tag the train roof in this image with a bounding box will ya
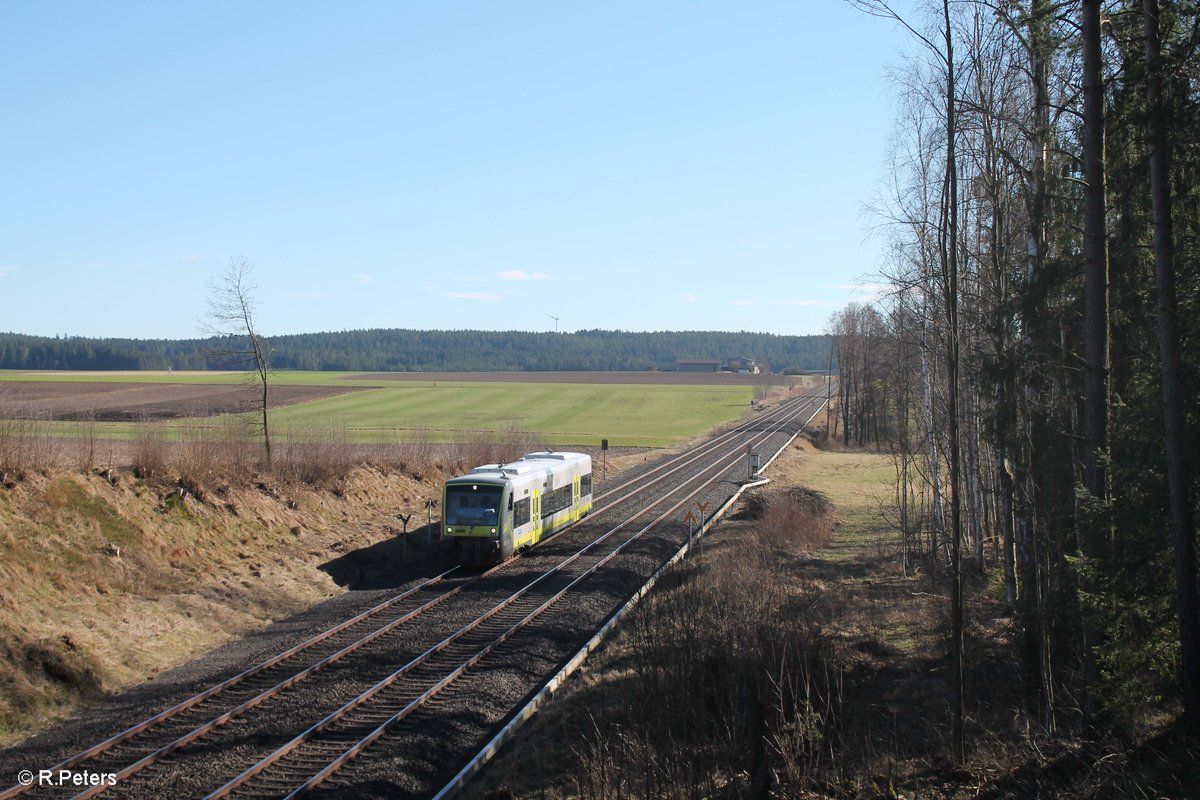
[450,451,590,484]
[516,450,589,464]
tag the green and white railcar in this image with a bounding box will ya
[443,451,593,564]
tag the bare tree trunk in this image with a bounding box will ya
[898,334,915,576]
[902,450,912,574]
[841,356,852,446]
[998,448,1018,608]
[1036,524,1056,732]
[253,333,272,467]
[1143,0,1200,737]
[1017,0,1055,733]
[966,386,986,573]
[1079,0,1110,727]
[920,317,945,559]
[940,0,965,760]
[826,343,835,441]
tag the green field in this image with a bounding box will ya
[268,383,752,447]
[0,371,757,448]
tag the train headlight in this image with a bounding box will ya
[490,528,497,534]
[446,526,453,534]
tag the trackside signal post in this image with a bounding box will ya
[684,501,710,557]
[397,512,413,561]
[426,498,438,545]
[601,439,608,481]
[747,444,760,479]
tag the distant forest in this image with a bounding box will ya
[0,329,832,374]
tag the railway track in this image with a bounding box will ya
[0,384,830,800]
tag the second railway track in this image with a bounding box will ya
[0,384,830,800]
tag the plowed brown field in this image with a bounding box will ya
[0,382,366,421]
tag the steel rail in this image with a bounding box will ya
[433,390,832,798]
[298,395,826,797]
[522,385,823,556]
[3,391,811,800]
[209,391,820,798]
[0,567,459,800]
[3,385,826,800]
[590,383,827,504]
[286,473,728,800]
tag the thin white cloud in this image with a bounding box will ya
[447,292,502,302]
[728,299,754,306]
[357,273,373,284]
[182,254,203,262]
[0,265,16,277]
[825,282,889,295]
[291,291,327,299]
[821,282,889,305]
[771,299,837,307]
[679,293,701,303]
[498,270,550,281]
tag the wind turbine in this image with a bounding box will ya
[546,313,560,333]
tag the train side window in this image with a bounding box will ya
[580,472,592,496]
[513,498,531,527]
[542,485,571,517]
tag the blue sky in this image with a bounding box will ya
[1,1,914,339]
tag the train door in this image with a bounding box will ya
[501,490,515,557]
[573,474,581,520]
[531,489,542,543]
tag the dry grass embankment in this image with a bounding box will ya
[0,466,431,746]
[0,421,547,747]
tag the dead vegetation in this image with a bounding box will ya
[469,443,1200,800]
[0,462,441,745]
[467,449,842,799]
[0,398,543,485]
[569,533,841,798]
[0,412,550,746]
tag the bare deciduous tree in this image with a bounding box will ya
[843,0,1200,766]
[203,257,273,467]
[847,0,967,761]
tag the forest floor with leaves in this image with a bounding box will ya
[467,438,1199,799]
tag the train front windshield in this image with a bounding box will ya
[445,484,503,527]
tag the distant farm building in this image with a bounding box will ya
[676,357,764,374]
[676,359,721,373]
[728,356,761,374]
